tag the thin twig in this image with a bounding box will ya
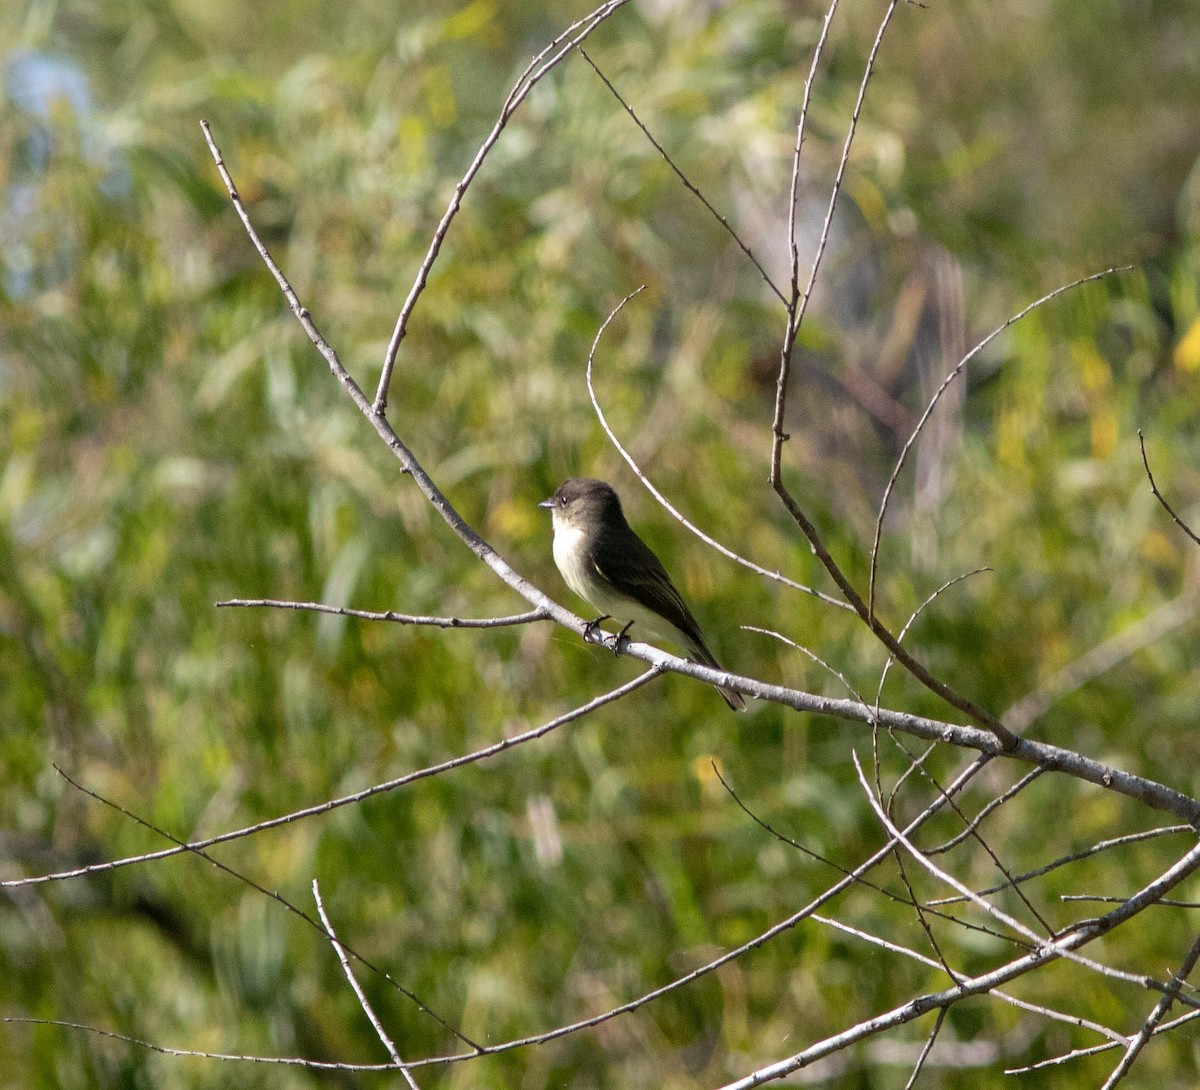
[874,567,992,716]
[578,49,785,304]
[5,670,661,889]
[773,0,899,445]
[314,879,421,1087]
[1007,1008,1200,1074]
[853,752,1196,990]
[0,1017,400,1071]
[1139,429,1200,546]
[1061,895,1200,908]
[2,777,966,1080]
[885,742,942,810]
[401,755,993,1068]
[870,724,1055,935]
[771,466,1021,748]
[927,768,1045,856]
[813,916,1109,1083]
[217,599,548,629]
[1100,931,1200,1088]
[868,267,1131,615]
[928,825,1195,906]
[816,913,1124,1048]
[742,626,866,704]
[52,767,478,1051]
[375,0,632,412]
[586,290,851,611]
[715,831,1200,1089]
[902,1008,945,1090]
[870,568,990,820]
[715,759,1033,951]
[786,0,846,301]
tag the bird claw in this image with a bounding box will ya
[582,616,633,657]
[583,615,610,644]
[611,619,634,657]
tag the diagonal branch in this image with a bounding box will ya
[578,49,786,304]
[586,289,853,611]
[786,0,842,297]
[773,0,897,444]
[869,266,1132,614]
[718,825,1200,1089]
[1139,429,1200,546]
[928,824,1195,907]
[53,766,476,1050]
[853,752,1196,988]
[374,0,632,412]
[1008,1007,1200,1075]
[1100,931,1200,1088]
[314,880,421,1087]
[4,670,662,889]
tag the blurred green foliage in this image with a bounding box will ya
[2,0,1200,1086]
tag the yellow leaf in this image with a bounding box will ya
[1174,316,1200,372]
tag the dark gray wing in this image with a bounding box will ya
[589,525,712,656]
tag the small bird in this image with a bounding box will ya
[539,477,746,711]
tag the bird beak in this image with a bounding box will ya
[538,497,555,510]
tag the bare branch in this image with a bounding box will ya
[854,752,1197,988]
[216,598,548,629]
[3,670,661,889]
[586,290,852,611]
[1063,894,1200,908]
[787,0,841,292]
[0,775,964,1080]
[314,879,421,1087]
[868,713,1053,935]
[1101,931,1200,1088]
[1008,1008,1200,1075]
[929,824,1195,907]
[902,1008,945,1090]
[374,0,632,412]
[927,768,1045,855]
[869,267,1132,615]
[1140,429,1200,546]
[0,1017,399,1071]
[51,767,477,1050]
[742,625,866,704]
[718,829,1200,1089]
[874,567,992,713]
[716,759,1034,951]
[814,913,1127,1047]
[578,49,786,304]
[406,755,991,1067]
[769,481,1020,747]
[773,0,900,445]
[781,269,1130,753]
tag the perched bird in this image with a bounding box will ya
[539,477,746,711]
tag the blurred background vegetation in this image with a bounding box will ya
[2,0,1199,1086]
